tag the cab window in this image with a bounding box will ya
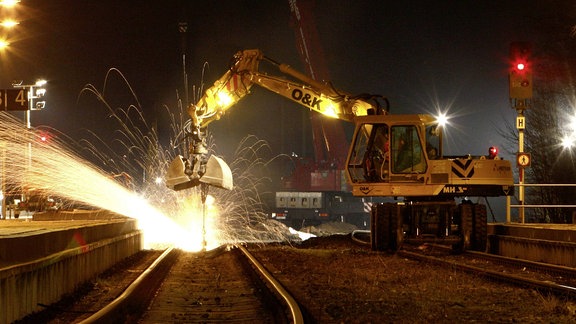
[391,126,426,173]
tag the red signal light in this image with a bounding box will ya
[37,132,51,143]
[509,42,533,100]
[488,146,498,159]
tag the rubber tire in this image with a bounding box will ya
[472,204,487,251]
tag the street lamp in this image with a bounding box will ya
[561,135,574,149]
[0,19,17,28]
[0,0,20,7]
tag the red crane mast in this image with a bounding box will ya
[287,0,349,191]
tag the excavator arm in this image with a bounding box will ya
[190,49,385,127]
[166,49,387,191]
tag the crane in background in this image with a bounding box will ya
[271,0,376,228]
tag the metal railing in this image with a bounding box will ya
[506,183,576,223]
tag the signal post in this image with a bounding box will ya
[508,42,533,223]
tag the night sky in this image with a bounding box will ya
[0,1,545,164]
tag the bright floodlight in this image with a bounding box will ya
[568,115,576,133]
[35,80,47,87]
[321,101,338,118]
[561,135,574,149]
[0,39,9,49]
[436,112,449,127]
[216,90,233,107]
[0,19,18,28]
[0,0,20,7]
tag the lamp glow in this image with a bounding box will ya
[436,112,449,127]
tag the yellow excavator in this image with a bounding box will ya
[166,49,514,251]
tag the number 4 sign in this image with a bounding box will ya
[0,89,28,111]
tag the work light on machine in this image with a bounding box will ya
[488,146,498,159]
[216,90,233,108]
[322,101,338,118]
[435,112,449,127]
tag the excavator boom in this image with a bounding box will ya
[166,49,387,191]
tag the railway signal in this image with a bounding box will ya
[507,42,533,223]
[509,42,533,101]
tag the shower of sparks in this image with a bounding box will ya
[0,113,192,249]
[12,68,298,251]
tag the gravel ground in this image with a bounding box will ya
[251,233,576,323]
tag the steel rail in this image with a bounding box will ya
[426,242,576,279]
[350,229,371,245]
[236,244,304,324]
[79,247,180,324]
[78,245,303,323]
[398,249,576,298]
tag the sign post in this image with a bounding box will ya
[509,42,533,223]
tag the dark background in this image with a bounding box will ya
[0,1,542,163]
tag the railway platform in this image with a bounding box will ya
[488,223,576,268]
[0,210,142,324]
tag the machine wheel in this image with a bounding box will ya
[371,203,387,251]
[370,203,402,252]
[472,204,487,251]
[371,203,402,252]
[455,203,473,252]
[388,206,403,252]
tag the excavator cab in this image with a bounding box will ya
[347,114,439,185]
[347,113,513,200]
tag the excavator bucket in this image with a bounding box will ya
[200,155,233,190]
[166,155,233,191]
[166,155,193,191]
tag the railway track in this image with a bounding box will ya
[16,233,576,322]
[79,245,303,323]
[398,243,576,299]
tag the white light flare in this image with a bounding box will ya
[561,135,574,149]
[567,115,576,134]
[319,99,338,119]
[436,111,449,127]
[0,0,20,8]
[0,19,18,28]
[216,90,233,108]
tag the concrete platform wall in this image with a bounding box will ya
[488,223,576,268]
[488,235,576,267]
[0,229,142,324]
[0,220,139,265]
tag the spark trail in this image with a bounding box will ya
[1,69,296,251]
[0,112,194,249]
